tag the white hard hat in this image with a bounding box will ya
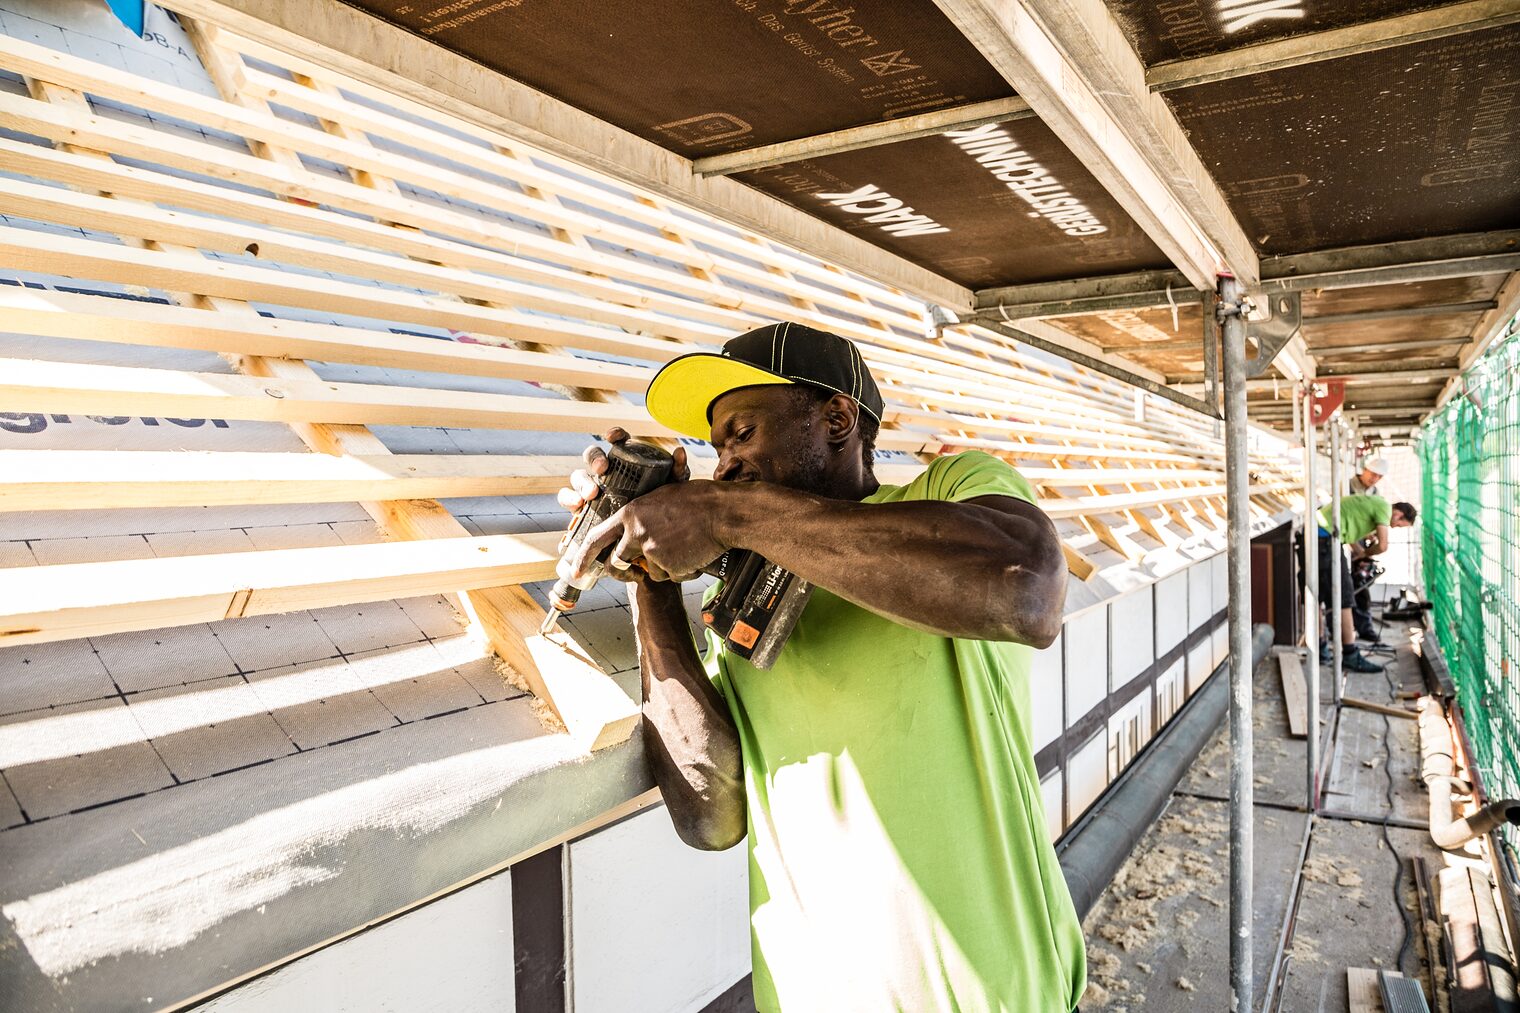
[1363,457,1389,476]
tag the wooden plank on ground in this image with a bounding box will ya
[1278,649,1309,738]
[0,450,583,511]
[0,531,561,647]
[1347,967,1385,1012]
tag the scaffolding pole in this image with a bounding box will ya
[1219,275,1254,1012]
[1303,385,1321,810]
[1329,419,1343,704]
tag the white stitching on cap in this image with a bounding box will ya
[780,321,792,375]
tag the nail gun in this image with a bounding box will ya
[539,441,812,669]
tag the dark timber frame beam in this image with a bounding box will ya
[1147,0,1520,93]
[1305,300,1499,327]
[972,231,1520,317]
[691,97,1034,177]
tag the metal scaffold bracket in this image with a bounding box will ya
[1245,291,1301,378]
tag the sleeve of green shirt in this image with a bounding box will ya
[918,450,1038,507]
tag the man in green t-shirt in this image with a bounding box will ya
[558,323,1086,1012]
[1311,493,1417,671]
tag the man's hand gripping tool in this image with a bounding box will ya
[539,441,813,670]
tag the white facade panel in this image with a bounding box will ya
[1107,689,1154,780]
[1187,639,1214,697]
[1156,659,1185,727]
[1063,608,1108,728]
[1155,571,1188,654]
[1065,731,1109,825]
[1108,588,1155,690]
[1211,552,1228,615]
[569,808,749,1013]
[1213,622,1229,671]
[1029,630,1063,752]
[1040,769,1064,842]
[1188,559,1214,633]
[201,873,515,1013]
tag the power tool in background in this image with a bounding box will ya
[538,441,812,670]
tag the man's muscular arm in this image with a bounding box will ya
[580,479,1066,648]
[557,430,744,852]
[719,483,1066,646]
[630,580,746,851]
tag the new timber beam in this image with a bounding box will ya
[1147,0,1520,93]
[930,0,1256,290]
[692,97,1034,177]
[0,532,561,648]
[0,451,581,512]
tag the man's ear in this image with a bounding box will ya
[823,393,859,447]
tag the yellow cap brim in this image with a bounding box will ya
[645,353,795,440]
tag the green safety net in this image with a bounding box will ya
[1419,320,1520,842]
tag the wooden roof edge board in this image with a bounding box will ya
[0,450,586,511]
[690,97,1036,177]
[1433,271,1520,413]
[153,0,976,312]
[1146,0,1520,93]
[0,530,562,649]
[0,285,655,393]
[932,0,1257,289]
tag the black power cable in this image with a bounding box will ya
[1379,618,1415,976]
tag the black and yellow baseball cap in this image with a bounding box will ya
[646,322,884,440]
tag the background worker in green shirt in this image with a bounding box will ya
[1312,493,1417,672]
[558,323,1086,1012]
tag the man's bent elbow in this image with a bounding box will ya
[670,806,746,852]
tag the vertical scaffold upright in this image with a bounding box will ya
[1330,420,1343,703]
[1219,275,1254,1013]
[1303,386,1321,810]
